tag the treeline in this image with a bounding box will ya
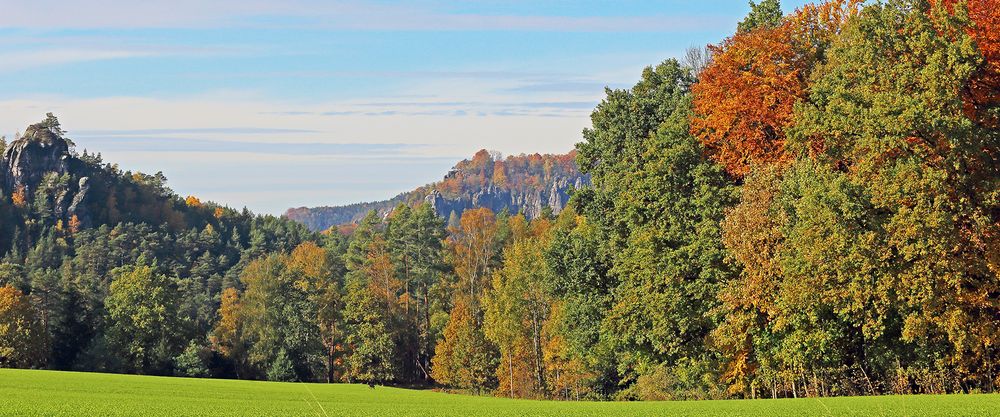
[2,0,999,401]
[432,149,581,197]
[0,198,315,375]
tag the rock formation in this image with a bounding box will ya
[286,150,589,232]
[1,115,90,225]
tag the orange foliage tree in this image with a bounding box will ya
[430,297,495,392]
[288,241,344,382]
[939,0,1000,127]
[448,208,498,310]
[691,0,860,177]
[212,287,245,377]
[11,186,27,208]
[0,285,48,368]
[68,215,82,234]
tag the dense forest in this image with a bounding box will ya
[285,150,584,232]
[1,0,999,401]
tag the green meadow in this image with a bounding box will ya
[1,369,997,417]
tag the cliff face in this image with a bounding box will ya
[1,117,91,225]
[423,175,586,221]
[3,122,70,193]
[285,150,589,232]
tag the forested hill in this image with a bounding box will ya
[0,115,311,256]
[285,150,587,231]
[0,114,316,371]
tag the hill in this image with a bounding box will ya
[0,115,315,372]
[284,149,587,231]
[0,114,312,256]
[4,369,996,417]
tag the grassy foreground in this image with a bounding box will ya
[1,369,997,417]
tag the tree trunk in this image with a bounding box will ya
[328,342,335,383]
[509,351,515,398]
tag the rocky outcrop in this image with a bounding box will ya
[1,116,90,224]
[2,122,71,194]
[423,174,581,221]
[68,177,92,227]
[286,150,589,232]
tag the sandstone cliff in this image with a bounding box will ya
[285,150,588,232]
[1,114,91,226]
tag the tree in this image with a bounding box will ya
[105,264,182,374]
[340,211,399,383]
[287,241,345,383]
[543,205,616,397]
[11,186,27,209]
[342,276,396,385]
[940,0,1000,127]
[715,167,785,396]
[431,297,495,392]
[175,341,209,377]
[267,349,297,382]
[575,56,738,396]
[385,203,447,382]
[211,287,246,378]
[541,301,596,400]
[484,235,552,398]
[737,0,784,33]
[240,253,320,381]
[603,108,737,388]
[0,285,47,367]
[788,0,1000,392]
[692,0,860,177]
[576,59,694,256]
[448,208,499,312]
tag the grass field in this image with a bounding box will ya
[1,369,997,417]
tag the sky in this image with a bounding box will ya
[0,0,812,214]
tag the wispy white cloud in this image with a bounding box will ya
[0,49,157,73]
[0,0,727,32]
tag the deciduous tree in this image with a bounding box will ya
[0,285,47,367]
[105,264,182,374]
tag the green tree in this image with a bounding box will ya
[544,205,616,398]
[174,341,209,378]
[575,60,694,258]
[105,264,182,374]
[577,61,737,393]
[342,276,396,385]
[484,234,552,398]
[737,0,784,33]
[267,349,297,382]
[240,254,320,381]
[385,203,447,382]
[789,0,1000,391]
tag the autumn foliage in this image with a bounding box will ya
[436,150,579,198]
[0,285,47,368]
[939,0,1000,126]
[691,0,860,177]
[4,0,1000,404]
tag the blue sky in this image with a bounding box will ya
[0,0,813,214]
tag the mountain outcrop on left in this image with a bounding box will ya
[0,114,311,258]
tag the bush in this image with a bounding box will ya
[174,342,208,378]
